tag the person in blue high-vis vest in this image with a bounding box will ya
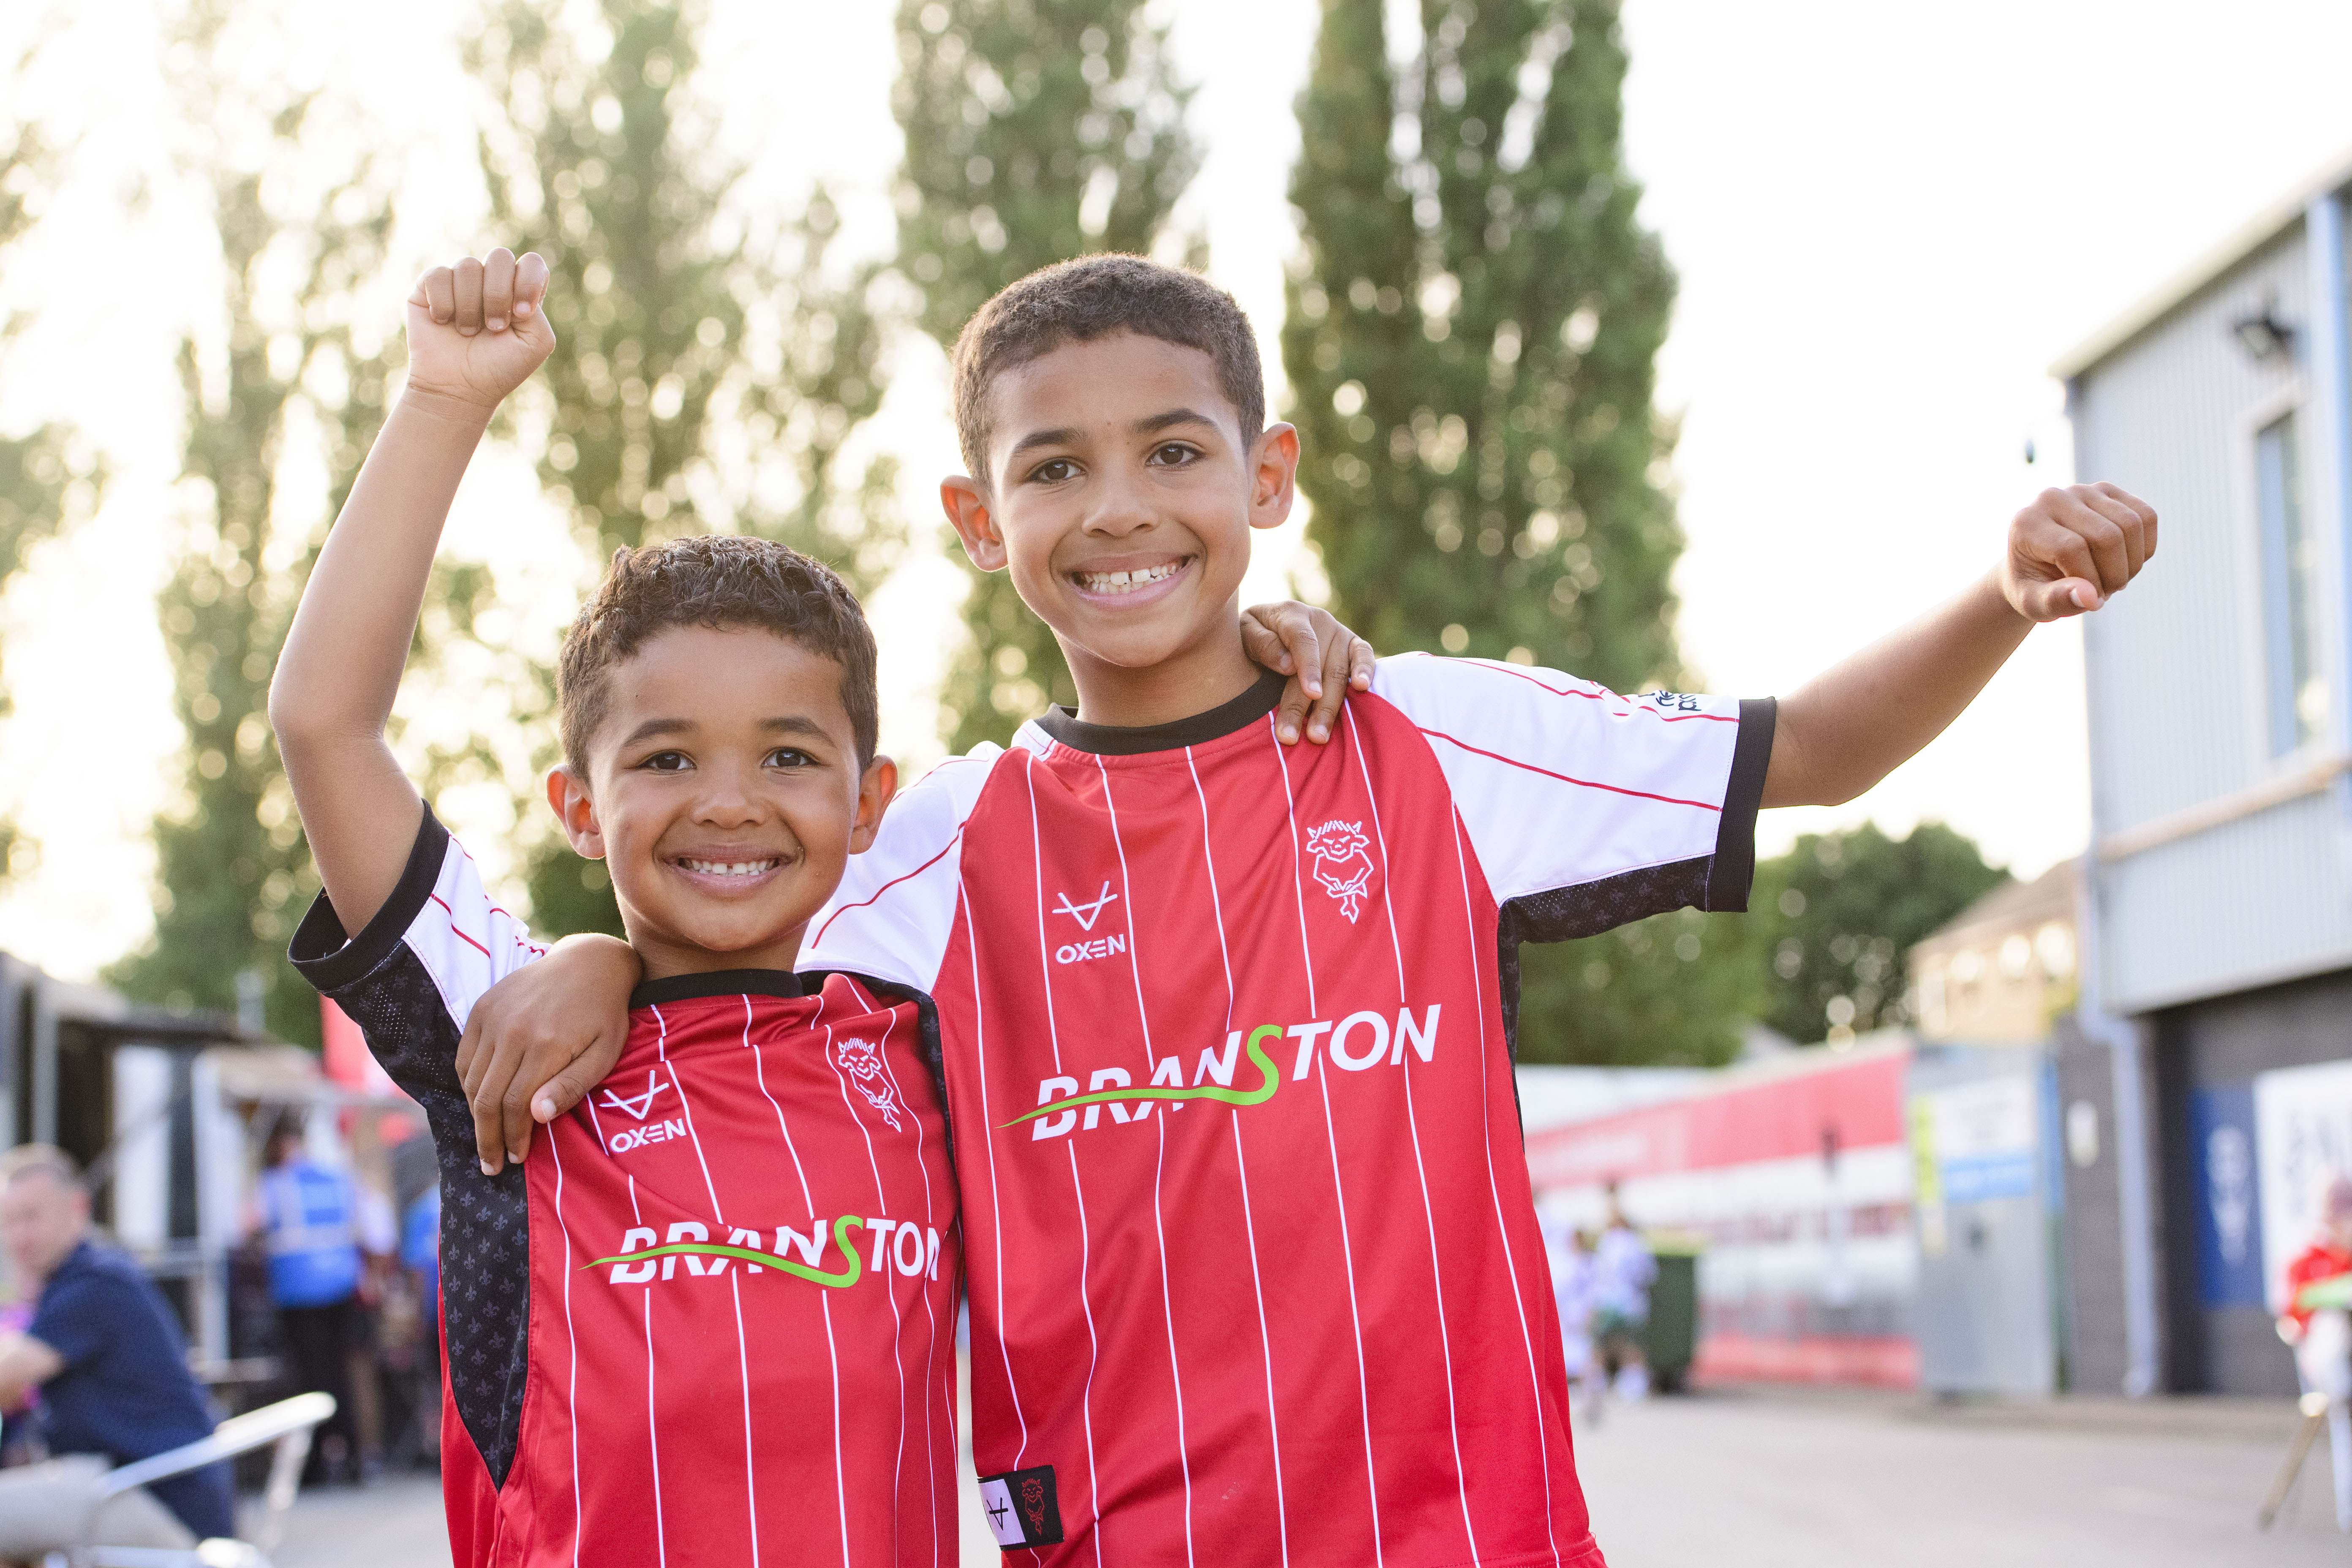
[250,1124,361,1484]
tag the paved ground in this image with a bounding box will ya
[1575,1384,2344,1567]
[259,1382,2350,1566]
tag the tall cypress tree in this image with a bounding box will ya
[1287,0,1740,1068]
[892,0,1199,752]
[110,5,397,1043]
[468,0,898,936]
[1284,0,1679,689]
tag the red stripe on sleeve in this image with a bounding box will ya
[1414,727,1723,811]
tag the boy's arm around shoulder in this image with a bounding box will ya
[1762,482,2156,808]
[269,248,554,933]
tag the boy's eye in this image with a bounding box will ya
[1027,457,1079,485]
[764,747,816,770]
[1146,442,1199,468]
[639,751,692,773]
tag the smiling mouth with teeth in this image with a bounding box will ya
[678,858,779,878]
[1073,558,1189,595]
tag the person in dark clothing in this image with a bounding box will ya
[248,1124,361,1484]
[0,1145,234,1552]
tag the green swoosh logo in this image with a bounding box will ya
[999,1024,1284,1129]
[586,1214,866,1288]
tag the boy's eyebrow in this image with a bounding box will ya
[616,714,833,748]
[618,716,696,749]
[1005,425,1083,463]
[1002,407,1221,465]
[1130,407,1220,438]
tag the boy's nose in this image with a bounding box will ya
[1080,468,1156,536]
[691,764,764,824]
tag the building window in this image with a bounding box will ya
[2256,411,2328,755]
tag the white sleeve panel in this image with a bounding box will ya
[400,832,549,1030]
[1367,654,1754,906]
[798,743,1002,994]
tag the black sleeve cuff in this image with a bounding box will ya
[288,805,451,994]
[1703,697,1775,912]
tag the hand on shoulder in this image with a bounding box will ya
[403,246,557,417]
[2000,482,2157,621]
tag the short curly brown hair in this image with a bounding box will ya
[556,535,877,770]
[951,253,1264,484]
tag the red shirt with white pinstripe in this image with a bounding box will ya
[801,655,1772,1568]
[483,972,961,1566]
[289,808,960,1568]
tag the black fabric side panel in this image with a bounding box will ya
[1704,697,1776,912]
[312,944,529,1489]
[287,805,450,996]
[1493,857,1715,1060]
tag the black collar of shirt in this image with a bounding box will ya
[1032,667,1287,756]
[629,969,807,1009]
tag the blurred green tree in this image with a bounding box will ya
[109,6,399,1045]
[1512,906,1761,1068]
[1753,821,2009,1043]
[1283,0,1682,689]
[468,0,899,936]
[0,36,107,885]
[1286,0,1712,1067]
[892,0,1200,751]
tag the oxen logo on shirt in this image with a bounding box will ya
[597,1072,669,1121]
[836,1037,904,1130]
[1305,819,1375,923]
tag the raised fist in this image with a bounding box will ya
[2001,482,2158,622]
[403,247,555,414]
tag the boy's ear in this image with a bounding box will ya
[940,476,1007,572]
[544,765,606,860]
[849,755,899,855]
[1249,423,1300,533]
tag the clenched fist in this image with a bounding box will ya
[2001,482,2158,621]
[403,247,555,414]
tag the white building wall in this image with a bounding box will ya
[2075,220,2352,1012]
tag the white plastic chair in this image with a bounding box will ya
[39,1392,337,1568]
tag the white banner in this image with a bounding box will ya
[2253,1058,2352,1313]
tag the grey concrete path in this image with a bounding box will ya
[267,1473,450,1568]
[1576,1385,2344,1567]
[261,1383,2349,1565]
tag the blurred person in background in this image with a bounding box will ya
[1593,1185,1657,1403]
[246,1120,362,1485]
[0,1146,234,1554]
[397,1176,440,1468]
[2281,1171,2352,1531]
[1546,1222,1603,1421]
[343,1169,398,1483]
[387,1132,440,1470]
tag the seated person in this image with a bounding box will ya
[0,1146,235,1556]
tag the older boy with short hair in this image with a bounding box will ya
[477,253,2156,1565]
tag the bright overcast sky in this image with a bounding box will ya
[3,0,2350,979]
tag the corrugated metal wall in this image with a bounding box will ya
[2075,223,2352,1012]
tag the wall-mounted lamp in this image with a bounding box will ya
[2232,298,2295,362]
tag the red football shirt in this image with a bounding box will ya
[291,812,960,1568]
[801,657,1772,1567]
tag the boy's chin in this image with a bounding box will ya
[1038,574,1246,669]
[614,893,822,971]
